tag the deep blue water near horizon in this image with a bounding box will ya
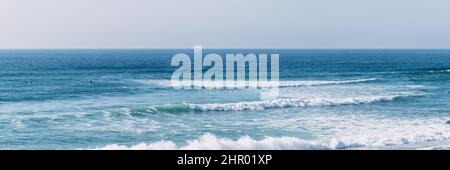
[0,49,449,149]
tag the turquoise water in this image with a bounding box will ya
[0,49,449,149]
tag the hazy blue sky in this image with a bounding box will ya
[1,0,449,48]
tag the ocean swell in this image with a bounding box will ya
[94,133,330,150]
[186,93,422,112]
[147,93,423,113]
[93,128,450,150]
[135,78,377,89]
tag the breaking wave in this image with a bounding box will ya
[93,128,450,150]
[94,133,329,150]
[149,92,423,112]
[428,69,450,73]
[275,78,376,87]
[135,78,376,89]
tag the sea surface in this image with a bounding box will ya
[0,49,449,149]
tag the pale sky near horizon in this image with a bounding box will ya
[1,0,449,49]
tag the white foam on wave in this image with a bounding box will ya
[277,78,377,88]
[134,78,376,89]
[403,85,428,89]
[187,93,422,111]
[94,133,330,150]
[93,124,450,150]
[419,145,450,150]
[429,69,450,73]
[330,123,450,149]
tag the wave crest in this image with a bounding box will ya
[94,133,329,150]
[429,69,450,73]
[135,78,376,89]
[187,93,422,111]
[93,128,450,150]
[277,78,376,88]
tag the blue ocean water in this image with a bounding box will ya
[0,49,449,149]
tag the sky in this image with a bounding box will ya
[1,0,449,49]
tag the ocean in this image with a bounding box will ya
[0,49,449,149]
